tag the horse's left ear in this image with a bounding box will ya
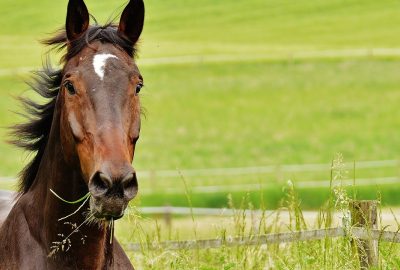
[118,0,145,44]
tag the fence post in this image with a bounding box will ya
[164,205,172,229]
[349,200,378,269]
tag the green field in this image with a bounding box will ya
[3,0,400,268]
[1,0,400,209]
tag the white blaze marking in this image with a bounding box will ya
[93,53,118,80]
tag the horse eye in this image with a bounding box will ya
[135,83,143,94]
[64,81,76,95]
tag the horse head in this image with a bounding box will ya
[59,0,144,221]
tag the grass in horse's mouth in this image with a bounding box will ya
[84,212,115,244]
[48,189,117,257]
[84,210,113,227]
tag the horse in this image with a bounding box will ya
[0,0,145,269]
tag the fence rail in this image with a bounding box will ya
[126,227,400,252]
[134,206,400,222]
[136,159,399,179]
[4,48,400,76]
[2,175,400,195]
[0,159,398,182]
[145,176,400,195]
[2,160,399,195]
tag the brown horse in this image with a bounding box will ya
[0,0,145,269]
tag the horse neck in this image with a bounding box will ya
[23,102,113,267]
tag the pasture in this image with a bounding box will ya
[1,0,400,208]
[1,0,400,268]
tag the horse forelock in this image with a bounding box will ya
[43,23,137,64]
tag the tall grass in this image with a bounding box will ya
[114,154,400,269]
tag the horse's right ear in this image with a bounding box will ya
[66,0,89,41]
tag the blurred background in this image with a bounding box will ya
[1,0,400,209]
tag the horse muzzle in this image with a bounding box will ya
[88,170,138,220]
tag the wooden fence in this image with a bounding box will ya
[0,191,398,267]
[126,227,400,252]
[127,200,393,269]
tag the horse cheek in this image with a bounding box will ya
[60,108,79,166]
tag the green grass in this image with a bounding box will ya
[2,59,400,173]
[138,183,400,209]
[3,1,400,267]
[136,59,400,170]
[113,171,400,269]
[1,0,400,65]
[1,0,400,209]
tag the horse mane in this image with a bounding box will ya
[12,24,137,195]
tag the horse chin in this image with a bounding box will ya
[92,211,124,221]
[88,195,126,222]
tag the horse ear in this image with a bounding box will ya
[66,0,90,41]
[118,0,145,44]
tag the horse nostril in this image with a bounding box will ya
[89,171,138,199]
[121,173,138,199]
[89,172,112,196]
[99,173,112,188]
